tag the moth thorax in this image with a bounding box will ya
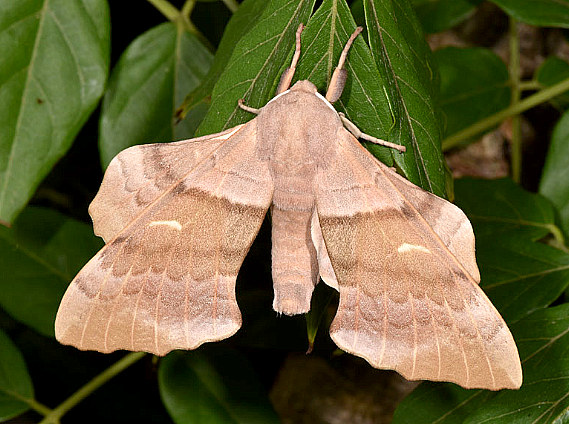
[289,80,318,93]
[257,91,340,165]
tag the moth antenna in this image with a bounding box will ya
[238,98,261,115]
[276,23,305,94]
[337,27,363,70]
[326,26,363,103]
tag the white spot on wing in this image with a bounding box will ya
[149,220,182,231]
[397,243,431,254]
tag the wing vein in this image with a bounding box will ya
[154,227,183,354]
[424,296,442,379]
[130,266,153,351]
[410,291,418,379]
[103,266,133,352]
[79,239,130,349]
[444,297,470,385]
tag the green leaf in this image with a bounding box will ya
[99,22,212,167]
[0,207,102,336]
[0,329,34,421]
[158,348,280,424]
[293,0,394,166]
[436,47,511,139]
[411,0,482,33]
[196,0,316,135]
[489,0,569,28]
[364,0,447,197]
[454,178,569,323]
[393,304,569,424]
[540,109,569,239]
[0,0,109,224]
[535,56,569,109]
[455,179,557,240]
[178,0,269,119]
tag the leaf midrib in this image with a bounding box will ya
[367,0,433,192]
[0,0,50,214]
[0,231,70,282]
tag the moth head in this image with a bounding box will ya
[290,80,318,94]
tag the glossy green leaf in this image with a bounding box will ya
[455,178,569,323]
[489,0,569,28]
[0,0,109,224]
[293,0,394,165]
[158,348,280,424]
[99,22,212,167]
[178,0,268,118]
[0,207,102,336]
[540,109,569,239]
[0,329,34,421]
[455,179,557,240]
[364,0,447,197]
[196,0,316,134]
[411,0,482,33]
[535,56,569,109]
[394,304,569,424]
[436,47,510,138]
[356,0,481,34]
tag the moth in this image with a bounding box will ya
[56,24,522,390]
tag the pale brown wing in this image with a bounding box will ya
[314,130,522,390]
[378,162,480,283]
[90,125,245,242]
[55,121,273,355]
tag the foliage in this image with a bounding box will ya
[1,0,569,422]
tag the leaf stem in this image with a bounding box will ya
[222,0,239,13]
[181,0,197,19]
[1,388,53,416]
[442,76,569,151]
[547,224,566,247]
[519,80,541,91]
[509,17,522,183]
[149,0,214,52]
[26,398,52,417]
[146,0,180,22]
[38,352,146,424]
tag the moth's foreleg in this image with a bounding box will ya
[339,112,406,152]
[238,98,261,115]
[325,27,363,103]
[276,23,305,95]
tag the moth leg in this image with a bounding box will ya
[238,98,261,114]
[325,27,363,103]
[276,23,305,94]
[339,112,406,153]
